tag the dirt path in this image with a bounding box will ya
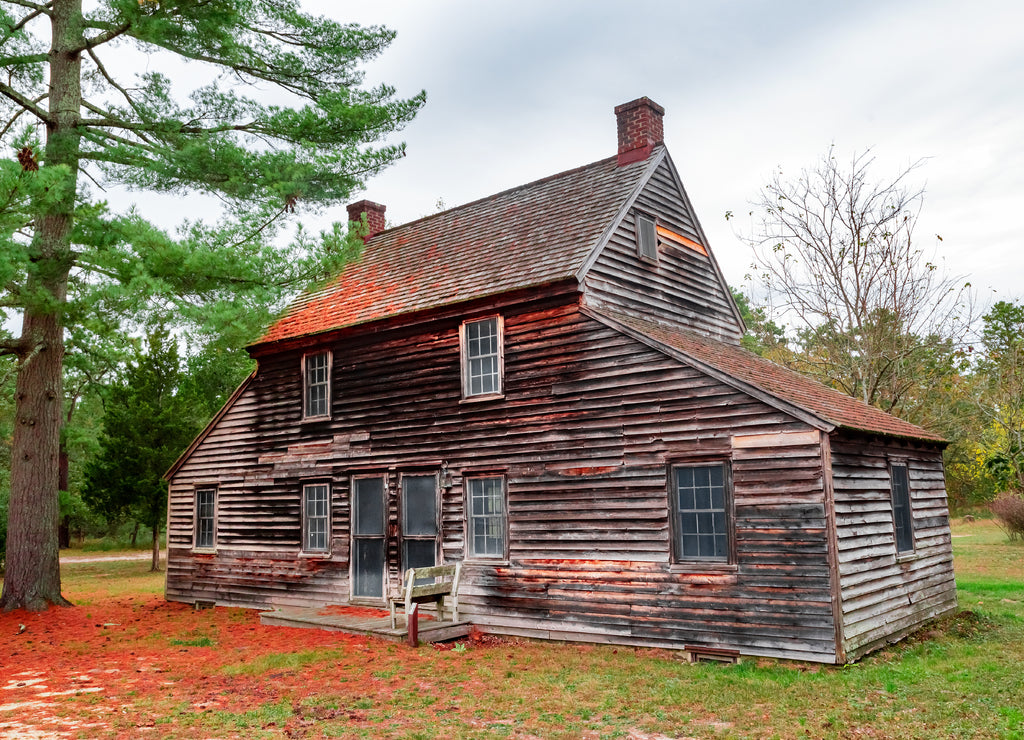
[59,553,154,564]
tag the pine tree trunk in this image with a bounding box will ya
[0,0,81,612]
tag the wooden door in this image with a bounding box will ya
[351,476,386,600]
[400,474,439,575]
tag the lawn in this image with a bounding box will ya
[1,519,1022,739]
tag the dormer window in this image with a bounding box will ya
[303,351,331,419]
[461,316,504,399]
[636,212,658,261]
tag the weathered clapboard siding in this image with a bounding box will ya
[167,298,841,660]
[583,158,743,343]
[829,434,957,660]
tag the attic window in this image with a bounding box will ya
[636,212,658,261]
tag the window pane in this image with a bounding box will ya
[403,539,436,573]
[891,464,914,553]
[469,477,506,558]
[196,489,215,548]
[354,478,385,536]
[403,475,437,536]
[673,464,728,562]
[353,539,384,598]
[464,318,501,397]
[305,352,330,417]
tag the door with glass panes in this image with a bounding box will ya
[349,473,439,601]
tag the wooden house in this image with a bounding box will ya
[165,98,957,663]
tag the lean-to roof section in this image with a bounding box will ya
[590,308,946,444]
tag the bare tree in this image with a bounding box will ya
[741,147,973,415]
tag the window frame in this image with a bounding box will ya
[460,315,505,401]
[668,460,735,567]
[302,350,332,420]
[193,486,217,551]
[465,474,509,561]
[301,481,332,555]
[889,460,915,556]
[635,210,659,262]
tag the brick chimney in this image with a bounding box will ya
[347,199,387,241]
[615,97,665,166]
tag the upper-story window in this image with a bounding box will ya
[303,351,331,419]
[636,212,658,261]
[461,316,503,399]
[890,463,914,554]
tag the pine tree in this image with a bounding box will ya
[0,0,424,610]
[82,327,197,571]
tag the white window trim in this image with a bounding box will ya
[465,475,509,561]
[301,481,332,556]
[302,350,332,420]
[459,315,505,401]
[193,486,218,552]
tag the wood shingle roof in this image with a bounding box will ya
[258,153,654,346]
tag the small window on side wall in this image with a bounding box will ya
[890,463,914,553]
[461,316,503,399]
[303,351,331,419]
[467,476,507,559]
[636,212,658,261]
[671,463,731,563]
[195,487,216,550]
[302,482,331,554]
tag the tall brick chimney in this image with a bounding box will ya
[347,199,387,241]
[615,97,665,166]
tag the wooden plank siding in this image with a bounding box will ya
[167,299,842,662]
[583,158,744,343]
[829,434,957,661]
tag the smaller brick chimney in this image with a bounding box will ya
[615,97,665,166]
[347,199,387,241]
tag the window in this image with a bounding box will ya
[467,476,507,559]
[302,483,331,553]
[890,463,914,553]
[402,474,438,573]
[195,488,216,549]
[636,212,658,261]
[461,316,503,398]
[671,463,730,562]
[303,351,331,419]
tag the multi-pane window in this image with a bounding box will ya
[672,463,730,562]
[195,488,216,549]
[468,476,507,559]
[636,212,658,261]
[462,317,502,398]
[890,463,914,553]
[303,483,330,553]
[304,351,331,418]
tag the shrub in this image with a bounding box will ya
[990,493,1024,541]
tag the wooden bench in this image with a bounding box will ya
[389,562,462,630]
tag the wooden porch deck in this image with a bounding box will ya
[259,604,472,644]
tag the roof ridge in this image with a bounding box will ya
[363,152,623,242]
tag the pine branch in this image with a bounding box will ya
[0,78,50,123]
[84,47,148,125]
[4,5,50,34]
[0,93,47,139]
[3,0,51,13]
[77,22,132,53]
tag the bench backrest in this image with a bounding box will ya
[402,563,461,600]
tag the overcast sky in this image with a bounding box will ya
[296,0,1023,304]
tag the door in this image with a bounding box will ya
[351,476,386,600]
[401,474,438,575]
